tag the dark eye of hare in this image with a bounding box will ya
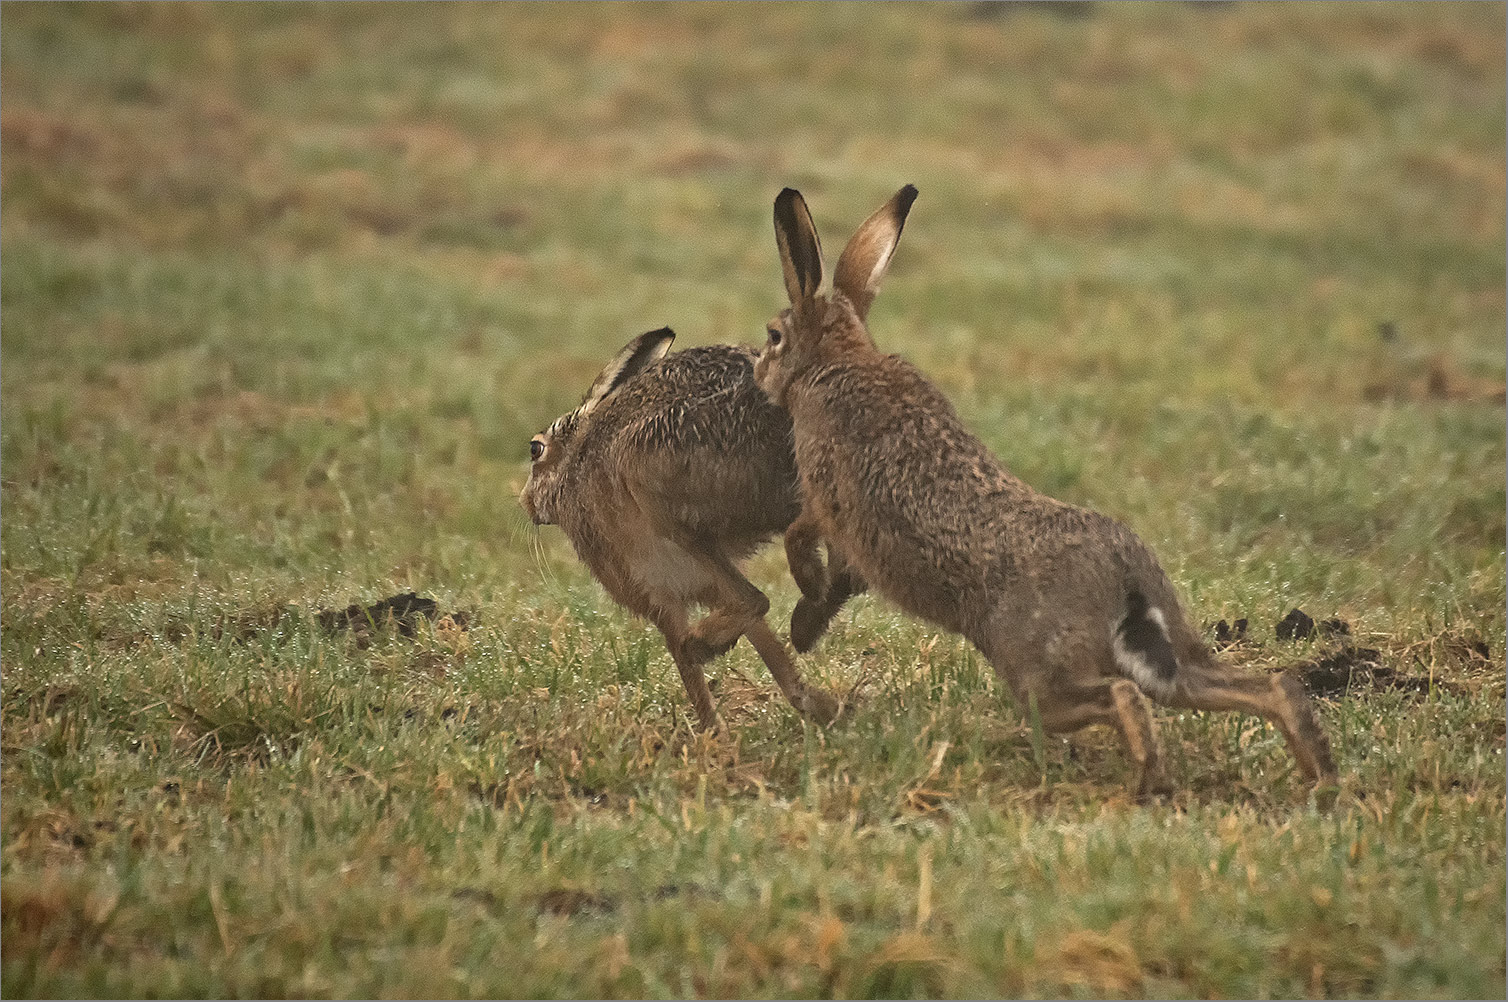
[529,439,544,461]
[767,326,782,347]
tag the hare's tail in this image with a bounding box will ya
[1111,589,1181,700]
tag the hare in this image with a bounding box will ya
[752,186,1338,797]
[521,327,853,730]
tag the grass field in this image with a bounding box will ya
[2,2,1505,997]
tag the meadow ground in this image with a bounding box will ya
[1,2,1504,997]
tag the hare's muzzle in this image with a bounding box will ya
[519,487,550,526]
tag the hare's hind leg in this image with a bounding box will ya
[680,546,839,724]
[744,618,841,725]
[1170,668,1338,790]
[1033,678,1173,799]
[678,548,773,665]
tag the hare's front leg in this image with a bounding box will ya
[677,546,839,725]
[647,604,723,732]
[785,517,868,653]
[791,555,866,654]
[784,515,829,603]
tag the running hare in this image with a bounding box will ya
[752,186,1337,796]
[521,327,852,730]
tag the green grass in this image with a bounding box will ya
[2,1,1504,997]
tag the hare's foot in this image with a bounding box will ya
[790,596,832,654]
[1169,667,1339,796]
[1032,678,1172,800]
[790,567,867,653]
[743,618,843,725]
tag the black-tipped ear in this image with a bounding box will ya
[774,188,824,308]
[832,184,917,321]
[580,327,675,415]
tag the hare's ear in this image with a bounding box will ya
[580,327,675,416]
[833,184,917,321]
[774,188,824,309]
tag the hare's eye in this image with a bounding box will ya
[767,326,782,348]
[529,439,545,462]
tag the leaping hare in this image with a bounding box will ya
[752,186,1337,797]
[521,327,854,730]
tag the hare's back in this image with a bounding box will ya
[804,355,1029,518]
[605,346,785,452]
[598,345,800,546]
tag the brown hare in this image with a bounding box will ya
[752,186,1338,797]
[521,327,854,730]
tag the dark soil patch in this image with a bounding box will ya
[1318,617,1351,639]
[1209,607,1469,699]
[533,883,707,918]
[1276,608,1355,641]
[138,593,471,650]
[1213,618,1248,649]
[970,0,1097,19]
[1276,607,1316,640]
[1296,645,1461,699]
[314,592,456,639]
[537,888,617,917]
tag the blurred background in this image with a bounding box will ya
[2,0,1503,616]
[2,8,1504,995]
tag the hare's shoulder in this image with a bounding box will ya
[807,356,998,470]
[809,354,962,423]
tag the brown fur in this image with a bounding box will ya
[754,188,1338,797]
[521,329,848,730]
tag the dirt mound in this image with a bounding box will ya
[1294,644,1458,699]
[1210,607,1471,700]
[141,593,470,648]
[312,592,471,649]
[316,592,438,637]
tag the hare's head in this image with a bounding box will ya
[520,327,675,525]
[754,185,917,406]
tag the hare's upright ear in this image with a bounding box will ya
[774,188,824,310]
[833,184,917,321]
[580,327,675,416]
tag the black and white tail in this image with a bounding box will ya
[1112,589,1180,700]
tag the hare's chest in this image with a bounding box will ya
[628,538,720,603]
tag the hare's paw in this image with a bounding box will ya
[1134,767,1175,804]
[790,597,835,653]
